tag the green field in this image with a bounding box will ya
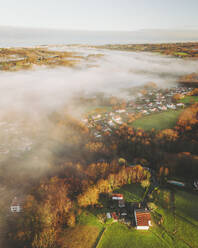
[98,223,190,248]
[132,110,183,131]
[59,211,104,248]
[98,223,168,248]
[174,189,198,247]
[153,187,198,248]
[179,95,198,104]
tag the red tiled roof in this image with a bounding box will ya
[11,197,23,207]
[135,210,151,226]
[112,194,123,198]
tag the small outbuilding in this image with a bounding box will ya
[112,194,123,200]
[167,180,185,187]
[134,209,152,230]
[106,212,111,219]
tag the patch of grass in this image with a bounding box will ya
[179,95,198,104]
[98,223,168,248]
[174,52,188,56]
[174,189,198,247]
[132,110,183,131]
[86,105,113,115]
[114,183,145,202]
[153,187,198,247]
[58,211,105,248]
[59,225,100,248]
[77,211,104,229]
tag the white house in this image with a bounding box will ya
[10,197,23,213]
[106,212,111,219]
[134,209,152,230]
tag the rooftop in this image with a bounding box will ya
[11,196,23,207]
[134,209,151,227]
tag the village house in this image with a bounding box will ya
[10,197,23,213]
[134,209,152,230]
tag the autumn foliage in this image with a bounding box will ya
[176,103,198,130]
[8,105,198,248]
[78,165,149,207]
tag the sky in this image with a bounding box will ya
[0,0,198,31]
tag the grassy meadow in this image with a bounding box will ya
[179,95,198,104]
[132,110,183,131]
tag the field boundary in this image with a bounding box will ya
[94,227,106,248]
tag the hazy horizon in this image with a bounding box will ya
[0,26,198,47]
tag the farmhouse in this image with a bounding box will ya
[134,209,152,230]
[10,197,23,213]
[112,193,123,200]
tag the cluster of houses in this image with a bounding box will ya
[106,193,152,230]
[133,86,191,114]
[81,86,192,139]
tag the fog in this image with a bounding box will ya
[0,47,197,166]
[0,47,198,114]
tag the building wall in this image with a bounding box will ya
[11,205,22,212]
[136,226,149,230]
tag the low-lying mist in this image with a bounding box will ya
[0,47,198,114]
[0,46,198,185]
